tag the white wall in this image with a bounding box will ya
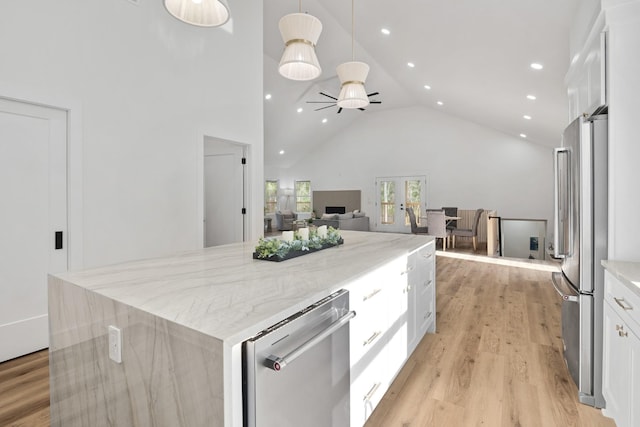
[268,106,554,236]
[0,0,263,268]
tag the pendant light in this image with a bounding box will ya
[278,1,323,81]
[337,0,370,109]
[164,0,229,27]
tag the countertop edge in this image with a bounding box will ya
[601,260,640,298]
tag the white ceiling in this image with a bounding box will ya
[263,0,579,168]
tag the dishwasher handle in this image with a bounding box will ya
[265,310,356,372]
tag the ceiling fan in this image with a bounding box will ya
[306,91,382,113]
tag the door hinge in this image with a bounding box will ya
[242,208,247,215]
[241,157,246,165]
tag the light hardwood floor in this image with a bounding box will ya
[365,254,615,427]
[0,253,616,427]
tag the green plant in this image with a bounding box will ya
[254,227,342,259]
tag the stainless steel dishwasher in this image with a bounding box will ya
[243,289,355,427]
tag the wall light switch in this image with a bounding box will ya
[108,325,122,363]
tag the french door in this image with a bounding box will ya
[375,176,426,233]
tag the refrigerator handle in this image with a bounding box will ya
[554,147,570,258]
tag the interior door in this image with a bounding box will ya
[204,140,245,247]
[375,176,426,233]
[0,97,67,362]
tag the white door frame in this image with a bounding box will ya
[0,94,82,360]
[200,137,249,247]
[0,89,84,271]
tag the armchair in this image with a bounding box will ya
[275,210,296,231]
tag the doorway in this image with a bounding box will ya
[0,97,68,362]
[203,138,247,247]
[375,176,426,233]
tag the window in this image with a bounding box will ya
[265,180,278,214]
[295,180,311,212]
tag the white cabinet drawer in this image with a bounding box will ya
[605,271,640,332]
[350,349,388,427]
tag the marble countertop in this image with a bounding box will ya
[52,231,434,345]
[602,260,640,298]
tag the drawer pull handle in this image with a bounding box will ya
[424,312,432,320]
[363,288,382,302]
[363,330,382,347]
[363,382,382,402]
[424,280,432,287]
[614,297,633,311]
[616,324,624,331]
[423,253,434,259]
[403,285,411,294]
[619,330,628,338]
[401,266,415,276]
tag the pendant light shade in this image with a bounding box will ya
[336,61,370,109]
[278,13,323,81]
[164,0,229,27]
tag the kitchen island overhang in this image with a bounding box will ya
[48,230,435,426]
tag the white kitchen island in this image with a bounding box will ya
[48,230,436,426]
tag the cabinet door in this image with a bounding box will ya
[602,301,630,424]
[629,326,640,427]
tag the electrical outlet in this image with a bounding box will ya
[108,325,122,363]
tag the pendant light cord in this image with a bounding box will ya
[351,0,355,60]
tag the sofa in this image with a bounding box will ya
[312,211,370,231]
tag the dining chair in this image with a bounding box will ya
[426,210,451,251]
[406,207,428,234]
[442,206,458,231]
[452,208,484,251]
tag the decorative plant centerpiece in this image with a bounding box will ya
[253,226,343,262]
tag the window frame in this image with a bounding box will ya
[264,179,279,214]
[294,180,312,213]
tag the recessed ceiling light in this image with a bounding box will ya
[381,28,390,35]
[322,118,328,123]
[530,63,543,70]
[520,133,527,138]
[437,101,444,106]
[407,62,415,68]
[424,85,431,90]
[523,115,532,120]
[526,94,537,100]
[297,107,303,113]
[265,94,272,100]
[279,150,285,155]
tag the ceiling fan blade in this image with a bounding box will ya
[367,92,380,97]
[337,107,343,114]
[315,105,337,111]
[319,92,339,101]
[358,108,366,111]
[369,101,382,104]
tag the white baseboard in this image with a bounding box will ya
[0,314,48,362]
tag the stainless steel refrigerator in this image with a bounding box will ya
[551,113,608,408]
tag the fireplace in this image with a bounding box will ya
[325,206,346,214]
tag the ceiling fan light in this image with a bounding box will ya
[164,0,229,27]
[336,61,370,109]
[278,13,323,81]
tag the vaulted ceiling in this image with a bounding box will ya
[263,0,579,168]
